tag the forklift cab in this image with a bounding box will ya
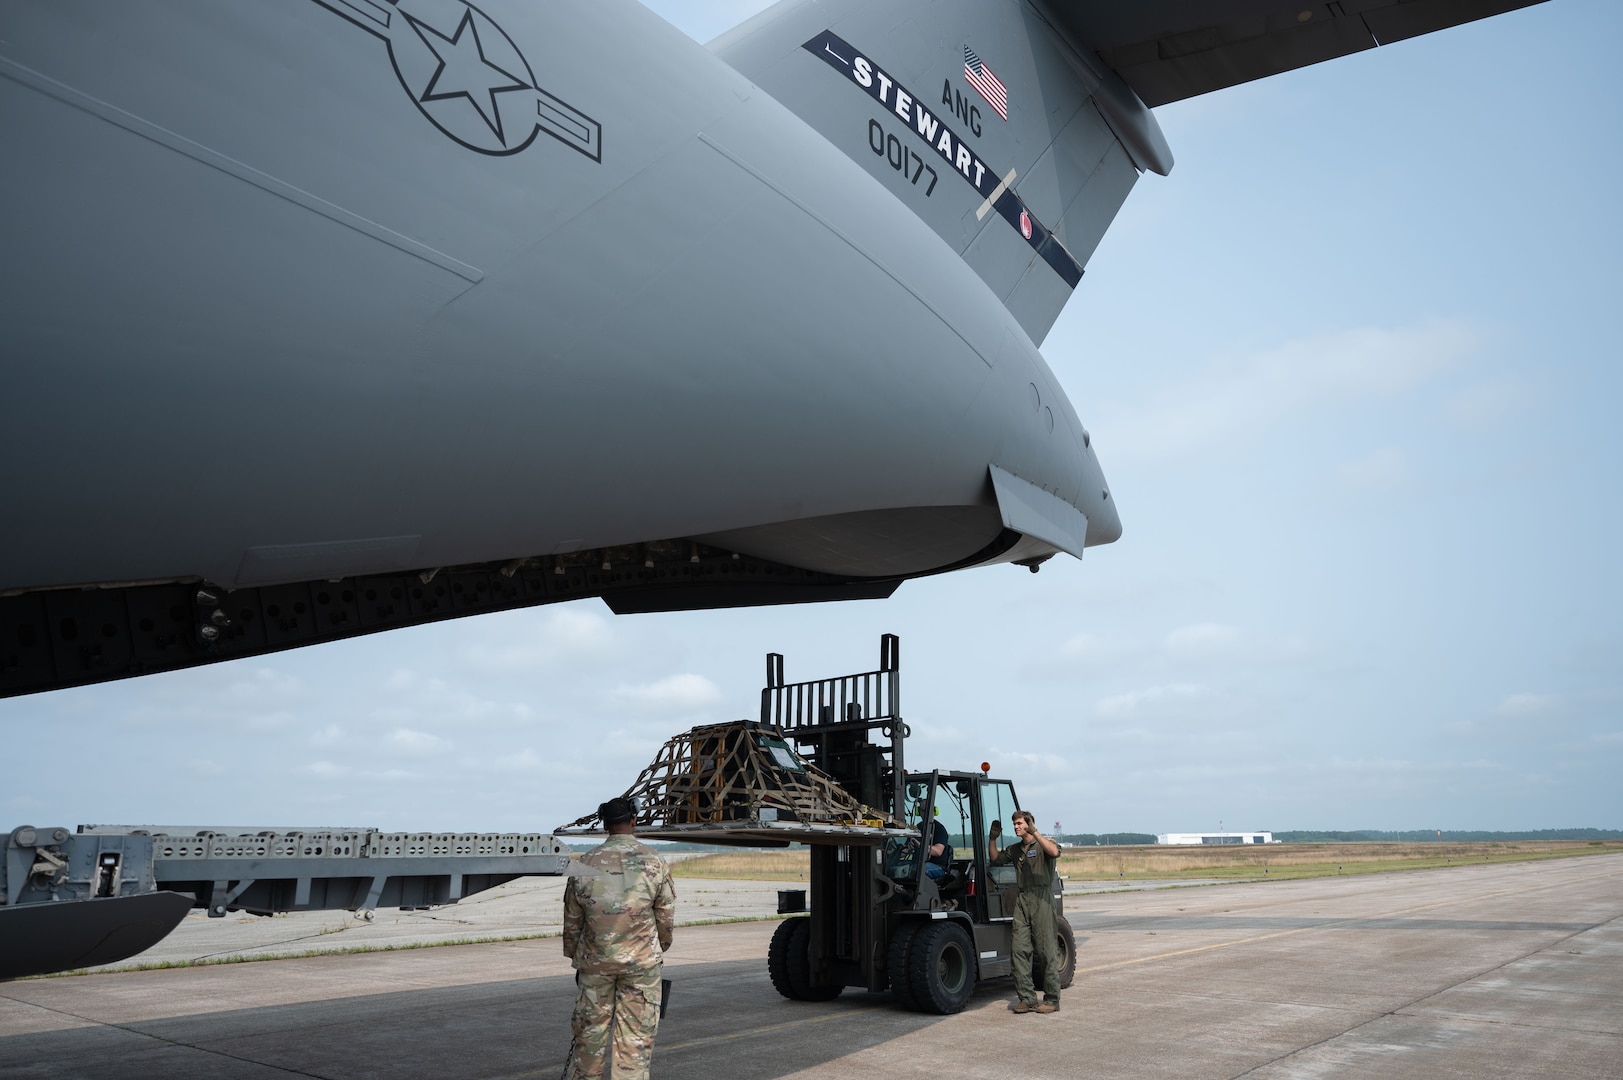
[882,770,1022,919]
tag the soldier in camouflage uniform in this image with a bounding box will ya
[563,797,676,1080]
[988,809,1062,1014]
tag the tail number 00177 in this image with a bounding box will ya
[868,119,938,196]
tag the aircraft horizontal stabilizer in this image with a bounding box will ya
[1058,0,1551,107]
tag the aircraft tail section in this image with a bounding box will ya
[712,0,1171,344]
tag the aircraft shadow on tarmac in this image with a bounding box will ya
[0,958,972,1080]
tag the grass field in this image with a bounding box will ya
[670,850,813,882]
[668,840,1623,883]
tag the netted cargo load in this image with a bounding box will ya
[557,720,908,843]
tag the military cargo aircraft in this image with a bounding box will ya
[0,0,1547,699]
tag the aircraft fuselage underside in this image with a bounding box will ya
[2,0,1125,695]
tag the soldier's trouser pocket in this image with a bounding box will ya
[572,967,663,1080]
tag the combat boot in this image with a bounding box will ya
[1034,1002,1059,1014]
[1010,1000,1035,1014]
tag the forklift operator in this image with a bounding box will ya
[988,810,1062,1014]
[915,802,951,880]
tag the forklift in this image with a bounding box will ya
[762,636,1077,1013]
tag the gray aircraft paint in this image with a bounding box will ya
[2,0,1110,595]
[0,0,1544,694]
[713,0,1158,345]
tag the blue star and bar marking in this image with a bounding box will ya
[803,29,1082,289]
[405,7,529,145]
[311,0,601,161]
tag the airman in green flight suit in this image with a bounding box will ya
[988,809,1061,1013]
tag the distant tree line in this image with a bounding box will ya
[1053,833,1159,846]
[563,828,1621,853]
[1272,828,1623,843]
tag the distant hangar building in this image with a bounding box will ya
[1157,831,1276,845]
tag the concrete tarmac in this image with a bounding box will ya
[65,877,796,971]
[62,872,1230,973]
[2,854,1619,1079]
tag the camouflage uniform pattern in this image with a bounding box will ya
[563,834,676,1080]
[570,969,663,1080]
[991,835,1061,1006]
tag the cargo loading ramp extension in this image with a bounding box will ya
[558,636,914,847]
[2,824,570,980]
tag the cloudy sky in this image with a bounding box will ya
[4,1,1618,837]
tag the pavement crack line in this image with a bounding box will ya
[480,1008,879,1080]
[1221,911,1623,1079]
[187,925,358,963]
[104,1025,344,1080]
[1075,861,1622,977]
[0,994,338,1079]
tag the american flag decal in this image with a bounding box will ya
[963,45,1008,120]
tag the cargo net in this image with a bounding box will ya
[559,721,900,833]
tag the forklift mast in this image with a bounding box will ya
[760,633,905,817]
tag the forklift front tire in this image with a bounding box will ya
[769,917,842,1002]
[907,920,975,1014]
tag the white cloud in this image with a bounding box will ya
[611,674,723,711]
[460,608,616,672]
[310,724,345,746]
[1099,320,1478,462]
[224,667,306,703]
[1495,693,1559,717]
[1058,633,1137,665]
[383,669,442,694]
[471,747,548,773]
[1044,624,1308,684]
[599,729,668,762]
[1445,376,1527,429]
[1031,633,1146,678]
[186,758,225,777]
[303,761,350,778]
[1337,446,1410,490]
[1320,755,1504,777]
[387,728,452,755]
[374,670,533,728]
[989,749,1069,774]
[359,768,422,781]
[1094,683,1213,719]
[1165,623,1241,652]
[243,711,297,732]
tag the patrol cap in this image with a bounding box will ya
[599,796,637,825]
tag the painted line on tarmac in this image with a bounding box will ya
[1224,910,1623,1079]
[658,1007,874,1052]
[490,1009,875,1079]
[1076,862,1623,976]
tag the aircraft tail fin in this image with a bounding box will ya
[712,0,1170,345]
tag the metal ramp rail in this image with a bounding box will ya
[2,824,572,979]
[83,825,570,917]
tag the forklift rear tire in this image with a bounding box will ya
[1055,914,1077,989]
[907,920,975,1014]
[768,917,843,1002]
[1033,915,1079,991]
